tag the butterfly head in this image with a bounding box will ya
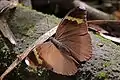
[69,7,86,18]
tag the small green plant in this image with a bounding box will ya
[103,62,111,67]
[95,34,111,43]
[96,71,108,80]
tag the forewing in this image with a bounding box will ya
[36,41,77,75]
[55,7,92,62]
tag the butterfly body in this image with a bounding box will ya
[25,7,92,75]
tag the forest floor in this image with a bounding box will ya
[0,5,120,80]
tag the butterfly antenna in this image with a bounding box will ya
[47,16,49,28]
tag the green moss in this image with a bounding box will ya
[95,34,111,43]
[96,71,108,80]
[103,62,111,67]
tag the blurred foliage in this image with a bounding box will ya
[82,0,120,14]
[31,0,120,17]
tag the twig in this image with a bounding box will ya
[87,20,120,31]
[87,20,120,24]
[0,16,17,45]
[0,26,58,80]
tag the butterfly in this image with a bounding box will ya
[25,6,92,76]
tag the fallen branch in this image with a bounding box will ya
[87,20,120,24]
[0,16,17,45]
[73,0,117,20]
[0,0,18,45]
[88,20,120,44]
[87,20,120,31]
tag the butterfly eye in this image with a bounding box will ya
[79,5,86,10]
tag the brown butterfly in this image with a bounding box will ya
[25,7,92,76]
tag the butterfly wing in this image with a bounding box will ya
[55,7,92,62]
[26,41,77,75]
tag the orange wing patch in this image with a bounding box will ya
[65,16,84,24]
